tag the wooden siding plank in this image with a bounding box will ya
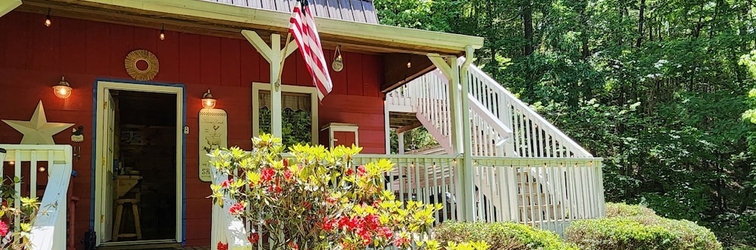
[5,13,30,70]
[200,36,222,86]
[282,52,298,84]
[108,23,134,78]
[240,39,261,87]
[59,17,88,78]
[85,21,110,75]
[179,33,202,85]
[220,38,241,86]
[31,13,60,72]
[346,52,364,95]
[156,28,181,81]
[294,52,310,86]
[362,54,381,97]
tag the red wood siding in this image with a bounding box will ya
[0,11,385,248]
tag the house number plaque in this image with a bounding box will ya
[199,109,228,182]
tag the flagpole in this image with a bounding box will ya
[275,33,292,92]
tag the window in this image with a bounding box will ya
[252,83,319,149]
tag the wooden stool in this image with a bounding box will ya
[113,198,142,241]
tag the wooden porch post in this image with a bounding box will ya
[428,53,475,221]
[0,0,22,18]
[459,46,476,222]
[428,54,462,154]
[242,30,297,138]
[397,132,405,154]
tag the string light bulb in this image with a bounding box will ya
[159,24,165,41]
[44,9,52,27]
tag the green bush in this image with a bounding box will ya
[605,202,656,218]
[566,204,723,250]
[434,222,577,250]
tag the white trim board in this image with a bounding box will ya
[252,83,319,146]
[93,80,185,246]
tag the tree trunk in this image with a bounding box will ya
[636,0,645,47]
[523,0,534,56]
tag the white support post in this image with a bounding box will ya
[459,46,475,222]
[0,0,21,18]
[242,30,298,138]
[397,132,405,154]
[428,54,461,155]
[384,100,390,154]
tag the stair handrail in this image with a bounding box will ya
[458,57,592,158]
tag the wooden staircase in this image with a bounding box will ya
[386,59,593,223]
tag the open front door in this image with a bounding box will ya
[98,90,117,243]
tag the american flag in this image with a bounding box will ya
[289,0,333,100]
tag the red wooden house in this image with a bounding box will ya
[0,0,605,249]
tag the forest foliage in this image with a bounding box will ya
[374,0,756,247]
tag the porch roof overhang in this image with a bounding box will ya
[16,0,483,93]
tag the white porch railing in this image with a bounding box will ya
[387,60,592,158]
[211,166,252,250]
[210,153,604,243]
[460,59,592,158]
[470,157,605,235]
[0,145,72,250]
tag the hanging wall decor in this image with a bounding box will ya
[198,108,227,182]
[2,101,74,144]
[124,49,160,81]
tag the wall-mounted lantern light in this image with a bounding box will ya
[202,89,216,109]
[53,77,72,99]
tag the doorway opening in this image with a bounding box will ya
[112,90,177,242]
[94,81,184,247]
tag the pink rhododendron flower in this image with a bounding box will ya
[229,203,245,216]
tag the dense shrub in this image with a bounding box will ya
[433,222,577,250]
[566,203,722,250]
[605,202,656,218]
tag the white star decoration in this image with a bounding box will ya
[2,101,73,145]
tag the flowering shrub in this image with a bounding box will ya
[0,177,40,250]
[210,134,487,250]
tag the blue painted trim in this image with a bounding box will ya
[89,78,188,244]
[89,81,99,232]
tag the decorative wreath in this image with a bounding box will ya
[124,49,160,81]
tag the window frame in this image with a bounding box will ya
[252,82,319,146]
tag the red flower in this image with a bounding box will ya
[345,168,354,176]
[284,169,293,180]
[326,196,338,204]
[0,221,8,237]
[321,218,335,231]
[377,226,393,239]
[220,180,231,188]
[288,241,299,250]
[283,158,289,167]
[248,232,260,244]
[217,242,228,250]
[357,165,367,176]
[394,235,410,247]
[228,203,245,216]
[261,167,275,182]
[267,184,283,193]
